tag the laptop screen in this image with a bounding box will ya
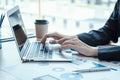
[7,6,28,53]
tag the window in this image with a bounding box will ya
[0,0,116,41]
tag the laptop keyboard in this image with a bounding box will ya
[26,42,53,59]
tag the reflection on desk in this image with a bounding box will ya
[0,41,120,80]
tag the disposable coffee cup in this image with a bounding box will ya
[35,20,48,41]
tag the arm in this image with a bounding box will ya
[77,0,119,46]
[77,0,120,61]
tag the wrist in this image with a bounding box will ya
[91,47,98,56]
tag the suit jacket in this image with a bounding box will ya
[77,0,120,61]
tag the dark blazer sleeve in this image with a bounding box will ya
[98,46,120,61]
[77,0,120,61]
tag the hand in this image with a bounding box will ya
[60,37,98,57]
[41,32,77,45]
[41,32,65,45]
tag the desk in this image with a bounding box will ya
[0,41,120,80]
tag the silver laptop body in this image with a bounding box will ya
[7,6,72,62]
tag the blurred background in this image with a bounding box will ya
[0,0,117,40]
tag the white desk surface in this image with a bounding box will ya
[0,41,120,80]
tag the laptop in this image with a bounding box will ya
[7,6,72,62]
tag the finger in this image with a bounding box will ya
[63,40,75,45]
[62,39,79,45]
[57,37,69,44]
[60,44,75,51]
[40,34,49,45]
[41,32,58,44]
[57,37,74,44]
[64,38,86,46]
[49,40,57,44]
